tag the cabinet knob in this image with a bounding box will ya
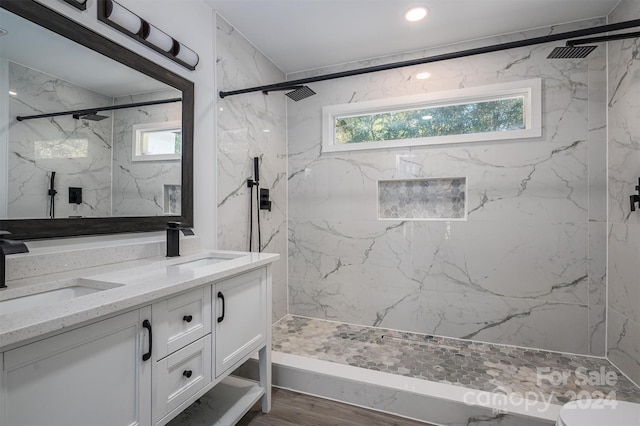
[183,370,193,378]
[183,315,193,323]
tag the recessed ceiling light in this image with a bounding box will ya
[405,6,428,22]
[416,72,431,80]
[8,90,17,96]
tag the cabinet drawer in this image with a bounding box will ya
[153,286,211,360]
[153,334,212,423]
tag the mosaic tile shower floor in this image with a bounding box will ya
[272,315,640,405]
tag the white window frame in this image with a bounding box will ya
[322,79,542,153]
[132,120,182,162]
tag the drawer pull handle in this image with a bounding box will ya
[183,315,193,323]
[183,370,193,378]
[217,291,225,323]
[142,320,152,362]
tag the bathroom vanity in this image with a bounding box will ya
[0,245,278,426]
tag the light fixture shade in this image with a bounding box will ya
[106,0,142,35]
[61,0,88,10]
[144,24,175,52]
[175,43,199,68]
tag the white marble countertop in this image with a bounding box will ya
[0,249,279,350]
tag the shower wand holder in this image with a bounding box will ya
[630,178,640,212]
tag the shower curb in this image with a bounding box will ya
[234,351,557,426]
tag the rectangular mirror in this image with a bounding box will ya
[0,0,194,239]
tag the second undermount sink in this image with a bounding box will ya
[168,254,242,271]
[0,278,122,316]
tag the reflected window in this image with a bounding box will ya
[133,121,181,161]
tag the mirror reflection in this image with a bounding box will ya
[0,7,182,220]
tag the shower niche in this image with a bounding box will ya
[378,177,467,220]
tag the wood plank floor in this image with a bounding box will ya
[237,388,433,426]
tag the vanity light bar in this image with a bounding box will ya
[97,0,199,71]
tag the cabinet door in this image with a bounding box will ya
[1,307,152,426]
[215,267,267,376]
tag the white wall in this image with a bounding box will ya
[28,0,217,248]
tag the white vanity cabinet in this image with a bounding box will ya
[0,264,273,426]
[0,307,152,426]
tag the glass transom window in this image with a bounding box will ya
[322,79,541,153]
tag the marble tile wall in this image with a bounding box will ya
[7,62,112,219]
[287,19,607,355]
[112,89,182,217]
[215,15,288,322]
[607,0,640,385]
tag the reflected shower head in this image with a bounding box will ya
[72,112,109,121]
[262,85,316,101]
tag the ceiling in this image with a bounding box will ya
[206,0,621,74]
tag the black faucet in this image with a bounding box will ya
[0,231,29,289]
[166,222,194,257]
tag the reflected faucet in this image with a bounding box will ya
[0,231,29,289]
[166,222,194,257]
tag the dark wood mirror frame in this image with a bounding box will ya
[0,0,194,240]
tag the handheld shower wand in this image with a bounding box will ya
[248,157,261,252]
[48,171,57,219]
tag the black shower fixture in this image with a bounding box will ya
[220,18,640,100]
[73,112,109,121]
[260,85,316,102]
[285,86,316,101]
[16,98,181,122]
[547,45,597,59]
[548,31,640,59]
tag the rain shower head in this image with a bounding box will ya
[73,112,109,121]
[547,45,597,59]
[262,85,316,101]
[548,31,640,59]
[285,86,316,101]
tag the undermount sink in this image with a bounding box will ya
[0,278,122,316]
[168,254,241,270]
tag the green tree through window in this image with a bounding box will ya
[335,97,524,145]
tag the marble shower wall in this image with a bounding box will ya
[7,62,112,218]
[287,19,607,355]
[607,0,640,385]
[216,15,288,322]
[112,89,182,216]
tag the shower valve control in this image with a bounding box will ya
[69,187,82,205]
[260,188,272,212]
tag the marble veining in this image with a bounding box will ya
[288,18,606,355]
[607,0,640,385]
[216,14,288,323]
[8,62,112,218]
[112,89,182,217]
[378,178,465,220]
